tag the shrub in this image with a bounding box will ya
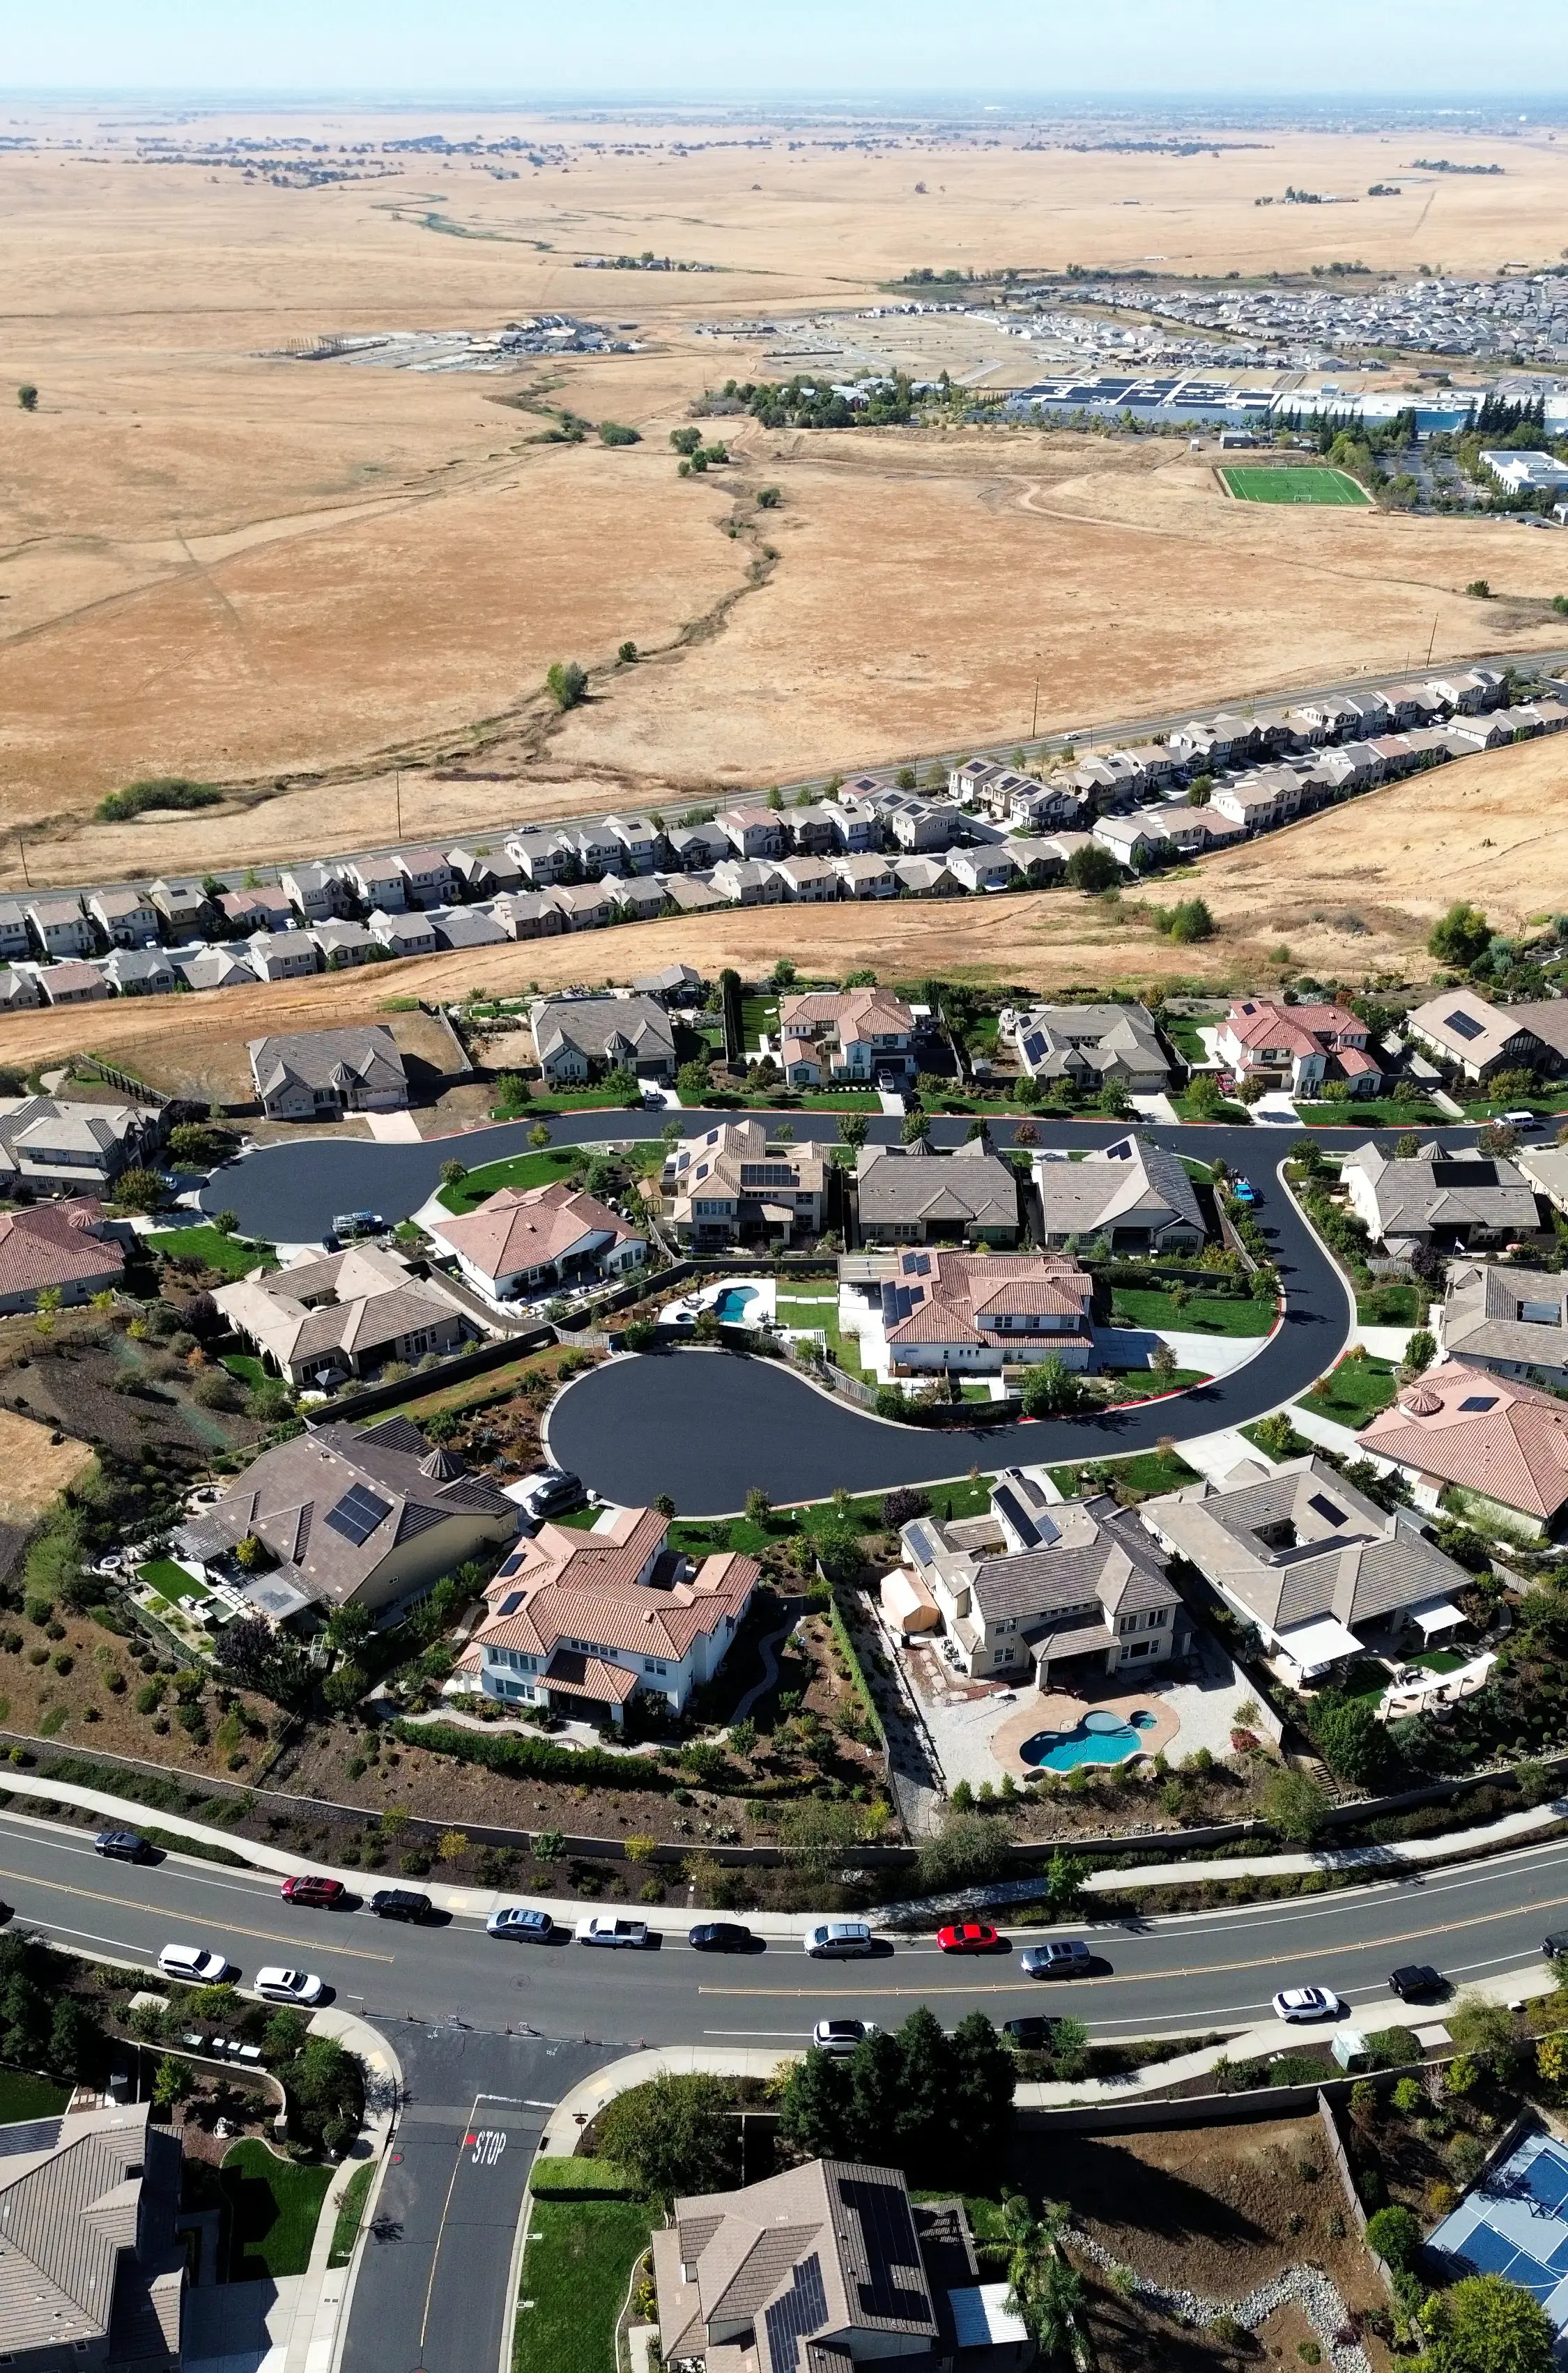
[545,660,588,711]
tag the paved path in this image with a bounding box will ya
[731,1621,794,1724]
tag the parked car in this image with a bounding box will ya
[937,1922,1001,1955]
[812,2018,877,2057]
[688,1922,755,1952]
[253,1967,325,2006]
[369,1888,432,1922]
[640,1088,667,1109]
[488,1907,553,1942]
[158,1943,231,1984]
[1232,1178,1259,1207]
[516,1468,587,1523]
[280,1875,346,1908]
[576,1916,650,1949]
[1272,1986,1340,2023]
[332,1211,384,1238]
[1388,1963,1446,2002]
[95,1829,152,1863]
[1499,1109,1537,1130]
[804,1921,873,1959]
[1020,1939,1092,1980]
[1544,1930,1568,1961]
[1001,2016,1062,2049]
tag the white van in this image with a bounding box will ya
[804,1920,873,1959]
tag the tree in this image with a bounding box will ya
[111,1166,167,1213]
[654,1492,676,1518]
[1005,2202,1082,2363]
[1365,2204,1422,2269]
[599,1065,641,1105]
[546,661,588,711]
[1150,1342,1178,1380]
[744,1485,773,1524]
[901,1110,931,1144]
[617,640,638,661]
[439,1159,468,1188]
[776,1797,863,1880]
[322,1660,368,1714]
[1262,1765,1328,1843]
[599,2071,739,2204]
[882,1487,931,1528]
[1020,1358,1089,1419]
[529,1121,551,1149]
[49,1993,104,2083]
[1065,843,1121,893]
[915,1809,1011,1892]
[837,1112,870,1150]
[1402,1328,1436,1376]
[1429,902,1491,969]
[778,2046,854,2160]
[153,2054,193,2110]
[18,383,38,410]
[1429,2275,1556,2373]
[1252,1411,1297,1461]
[676,1058,713,1102]
[1312,1696,1396,1788]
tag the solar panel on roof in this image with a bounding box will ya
[1445,1008,1485,1041]
[905,1525,934,1565]
[1022,1033,1046,1065]
[838,2177,929,2324]
[992,1484,1040,1551]
[498,1591,524,1616]
[324,1484,392,1546]
[1307,1494,1346,1526]
[763,2254,829,2373]
[1460,1395,1499,1413]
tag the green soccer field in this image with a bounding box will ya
[1219,466,1372,507]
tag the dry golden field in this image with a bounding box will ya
[4,105,1568,899]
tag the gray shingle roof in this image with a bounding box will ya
[1035,1133,1203,1238]
[856,1141,1019,1232]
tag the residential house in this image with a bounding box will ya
[782,801,840,855]
[605,814,660,874]
[149,878,213,937]
[661,875,729,916]
[1448,714,1518,752]
[555,822,625,879]
[1308,744,1383,797]
[970,766,1033,819]
[1006,778,1086,833]
[900,1470,1186,1687]
[247,930,320,982]
[771,855,841,902]
[1503,706,1547,741]
[0,1096,160,1194]
[0,2098,184,2373]
[1361,1359,1568,1539]
[395,847,459,908]
[1210,767,1305,833]
[1142,806,1217,859]
[1214,997,1382,1098]
[26,898,91,960]
[38,959,108,1006]
[1429,668,1505,714]
[530,993,677,1084]
[506,828,575,885]
[1343,689,1392,737]
[659,1119,827,1246]
[309,918,376,967]
[217,886,292,935]
[778,986,917,1085]
[447,844,522,898]
[547,880,615,930]
[1530,697,1568,735]
[214,1243,468,1388]
[608,875,670,923]
[1369,733,1419,777]
[369,908,437,959]
[431,905,507,950]
[946,846,1017,893]
[718,805,789,861]
[0,1200,126,1312]
[1123,740,1183,788]
[0,898,29,959]
[456,1505,757,1721]
[821,797,885,853]
[341,857,406,911]
[832,852,898,900]
[1252,705,1309,756]
[893,856,961,897]
[715,858,803,907]
[0,966,43,1011]
[1384,682,1446,730]
[248,1024,409,1120]
[999,836,1066,884]
[1438,1261,1568,1388]
[491,891,567,940]
[858,1246,1096,1376]
[1404,988,1565,1084]
[1142,1454,1475,1683]
[176,946,258,993]
[1295,694,1361,739]
[664,822,730,871]
[948,757,1006,802]
[86,886,160,948]
[1091,814,1160,869]
[653,2156,1031,2373]
[1182,805,1248,850]
[1034,1133,1205,1254]
[856,1139,1020,1246]
[431,1180,647,1300]
[283,862,354,921]
[1010,1003,1170,1093]
[102,946,176,997]
[1339,1139,1542,1257]
[172,1414,515,1617]
[884,797,953,853]
[1521,1145,1568,1220]
[631,962,705,1004]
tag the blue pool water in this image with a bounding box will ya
[1020,1708,1158,1772]
[713,1287,759,1323]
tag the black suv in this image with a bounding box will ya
[369,1888,433,1922]
[95,1829,151,1863]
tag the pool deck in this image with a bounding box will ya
[991,1686,1181,1779]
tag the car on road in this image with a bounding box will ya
[1499,1109,1537,1130]
[1020,1939,1092,1980]
[689,1922,755,1952]
[369,1888,432,1922]
[254,1967,325,2006]
[1545,1930,1568,1961]
[812,2018,878,2057]
[576,1916,650,1949]
[804,1921,874,1959]
[281,1875,346,1908]
[1273,1986,1340,2023]
[1388,1963,1446,2002]
[332,1211,383,1238]
[937,1921,1001,1955]
[1231,1178,1259,1206]
[515,1468,587,1525]
[159,1942,231,1984]
[95,1829,152,1863]
[1001,2016,1062,2049]
[488,1907,553,1943]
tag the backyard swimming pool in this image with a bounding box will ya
[1020,1708,1158,1772]
[713,1286,760,1323]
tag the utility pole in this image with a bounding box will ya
[16,836,29,889]
[1425,613,1440,668]
[1031,677,1040,740]
[394,770,402,841]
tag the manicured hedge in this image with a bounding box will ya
[391,1719,665,1790]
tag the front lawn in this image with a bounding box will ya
[1047,1447,1199,1501]
[1295,1351,1400,1429]
[1240,1416,1312,1461]
[1464,1088,1568,1120]
[1109,1287,1275,1337]
[1169,1089,1252,1124]
[514,2195,656,2373]
[0,2068,69,2124]
[492,1086,652,1119]
[1102,1367,1210,1401]
[148,1226,277,1277]
[1297,1098,1443,1128]
[220,2139,334,2280]
[138,1558,209,1604]
[438,1146,581,1213]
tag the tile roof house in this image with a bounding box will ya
[394,847,458,907]
[0,1199,125,1312]
[0,2098,184,2373]
[430,1181,647,1300]
[855,1140,1020,1246]
[661,875,730,916]
[1214,997,1382,1098]
[175,946,258,994]
[213,1243,468,1388]
[1438,1261,1568,1388]
[248,1024,409,1120]
[430,905,507,951]
[653,2156,1030,2373]
[1142,1453,1475,1682]
[247,929,321,982]
[1340,1140,1542,1257]
[101,946,177,997]
[174,1415,516,1617]
[530,993,677,1084]
[0,898,30,959]
[491,891,567,940]
[1405,988,1568,1084]
[863,1247,1096,1375]
[86,886,161,948]
[456,1504,758,1720]
[900,1470,1185,1686]
[1008,1002,1169,1093]
[149,879,213,936]
[0,1096,160,1192]
[369,908,438,959]
[217,886,292,934]
[282,863,355,921]
[778,988,917,1086]
[308,918,377,967]
[1361,1359,1568,1539]
[38,959,109,1006]
[1034,1133,1205,1254]
[659,1120,827,1247]
[712,859,785,907]
[26,898,93,959]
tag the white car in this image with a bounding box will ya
[158,1943,231,1985]
[253,1967,325,2006]
[1498,1109,1537,1130]
[813,2018,879,2056]
[804,1921,873,1960]
[1273,1986,1340,2023]
[575,1916,650,1949]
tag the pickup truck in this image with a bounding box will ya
[575,1916,651,1949]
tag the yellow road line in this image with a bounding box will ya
[0,1868,394,1963]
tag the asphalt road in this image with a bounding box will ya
[4,1811,1565,2052]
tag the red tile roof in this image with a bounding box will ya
[472,1508,758,1664]
[885,1249,1093,1348]
[431,1181,640,1281]
[0,1202,123,1299]
[1362,1357,1568,1521]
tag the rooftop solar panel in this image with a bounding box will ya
[1307,1494,1346,1526]
[1445,1008,1485,1041]
[992,1484,1040,1551]
[763,2253,829,2373]
[838,2177,930,2326]
[324,1483,392,1546]
[905,1525,934,1565]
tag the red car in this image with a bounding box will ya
[281,1875,346,1908]
[937,1921,1001,1955]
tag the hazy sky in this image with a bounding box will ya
[13,0,1568,100]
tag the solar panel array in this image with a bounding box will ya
[992,1483,1040,1551]
[1445,1008,1485,1041]
[905,1525,935,1566]
[324,1483,392,1546]
[837,2179,930,2325]
[762,2252,829,2373]
[879,1284,928,1326]
[1307,1493,1347,1526]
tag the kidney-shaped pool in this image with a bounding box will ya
[1019,1707,1158,1773]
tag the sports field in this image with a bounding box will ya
[1219,466,1372,506]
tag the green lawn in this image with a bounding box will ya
[220,2140,335,2280]
[1103,1367,1210,1401]
[1170,1089,1252,1125]
[1296,1352,1400,1429]
[1357,1283,1426,1327]
[1109,1287,1275,1337]
[1047,1447,1199,1501]
[148,1226,277,1277]
[741,994,781,1049]
[775,1294,867,1379]
[438,1146,581,1213]
[1240,1417,1312,1461]
[222,1352,265,1389]
[492,1087,652,1119]
[326,2160,376,2270]
[514,2196,656,2373]
[138,1558,209,1604]
[1464,1089,1568,1119]
[1220,465,1372,506]
[1298,1098,1443,1128]
[0,2068,69,2124]
[1162,1014,1213,1066]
